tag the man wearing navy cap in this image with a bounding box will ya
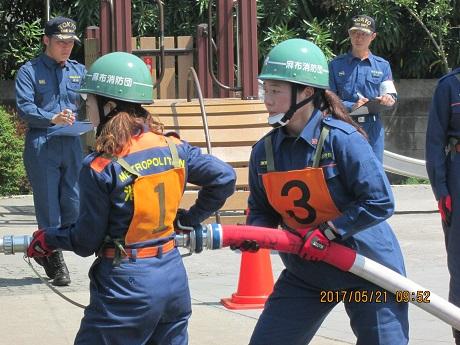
[329,15,397,162]
[15,17,86,286]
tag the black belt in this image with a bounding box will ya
[453,144,460,153]
[449,137,460,152]
[351,114,378,123]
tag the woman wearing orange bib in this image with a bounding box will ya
[26,52,236,345]
[247,39,408,344]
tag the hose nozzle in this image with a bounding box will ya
[0,235,32,255]
[174,223,224,255]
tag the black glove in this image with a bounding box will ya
[230,240,260,253]
[174,208,195,233]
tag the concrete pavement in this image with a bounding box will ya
[0,185,454,344]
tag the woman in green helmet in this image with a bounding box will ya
[246,39,408,344]
[26,51,236,345]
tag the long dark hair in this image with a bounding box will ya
[313,88,367,138]
[95,100,164,155]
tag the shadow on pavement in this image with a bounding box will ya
[0,277,42,287]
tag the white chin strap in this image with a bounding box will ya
[267,92,316,128]
[268,113,290,127]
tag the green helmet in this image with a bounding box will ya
[79,52,153,104]
[258,39,329,89]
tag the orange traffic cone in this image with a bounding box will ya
[221,248,274,310]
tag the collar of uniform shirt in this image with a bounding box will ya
[347,51,377,69]
[272,109,323,152]
[40,52,69,69]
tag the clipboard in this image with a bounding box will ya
[349,99,392,116]
[47,121,94,137]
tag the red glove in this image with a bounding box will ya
[298,228,330,261]
[438,195,452,227]
[27,229,54,258]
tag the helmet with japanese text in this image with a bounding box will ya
[79,52,153,104]
[258,38,329,89]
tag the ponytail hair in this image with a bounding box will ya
[313,89,367,138]
[95,102,164,155]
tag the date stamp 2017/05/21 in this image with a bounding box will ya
[320,290,388,303]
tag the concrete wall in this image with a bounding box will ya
[383,79,437,160]
[1,79,437,161]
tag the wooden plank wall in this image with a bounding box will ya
[133,35,194,100]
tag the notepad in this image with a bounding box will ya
[47,121,94,137]
[350,99,393,116]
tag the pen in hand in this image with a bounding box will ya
[352,92,369,111]
[51,109,76,125]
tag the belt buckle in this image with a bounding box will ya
[357,116,365,123]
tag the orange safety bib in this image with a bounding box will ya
[115,136,185,245]
[261,126,341,230]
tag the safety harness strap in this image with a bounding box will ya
[312,126,330,168]
[116,157,141,177]
[165,136,181,168]
[264,135,276,172]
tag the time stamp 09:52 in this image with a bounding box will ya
[320,290,431,304]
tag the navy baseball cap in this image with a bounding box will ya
[45,17,80,42]
[349,15,376,34]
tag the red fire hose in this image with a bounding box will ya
[220,224,356,271]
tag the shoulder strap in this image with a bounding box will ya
[165,136,181,168]
[115,157,141,177]
[99,153,140,177]
[264,135,276,172]
[101,153,141,177]
[312,126,330,168]
[264,127,330,171]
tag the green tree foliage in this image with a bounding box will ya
[393,0,452,73]
[0,1,43,79]
[0,106,30,196]
[0,19,43,78]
